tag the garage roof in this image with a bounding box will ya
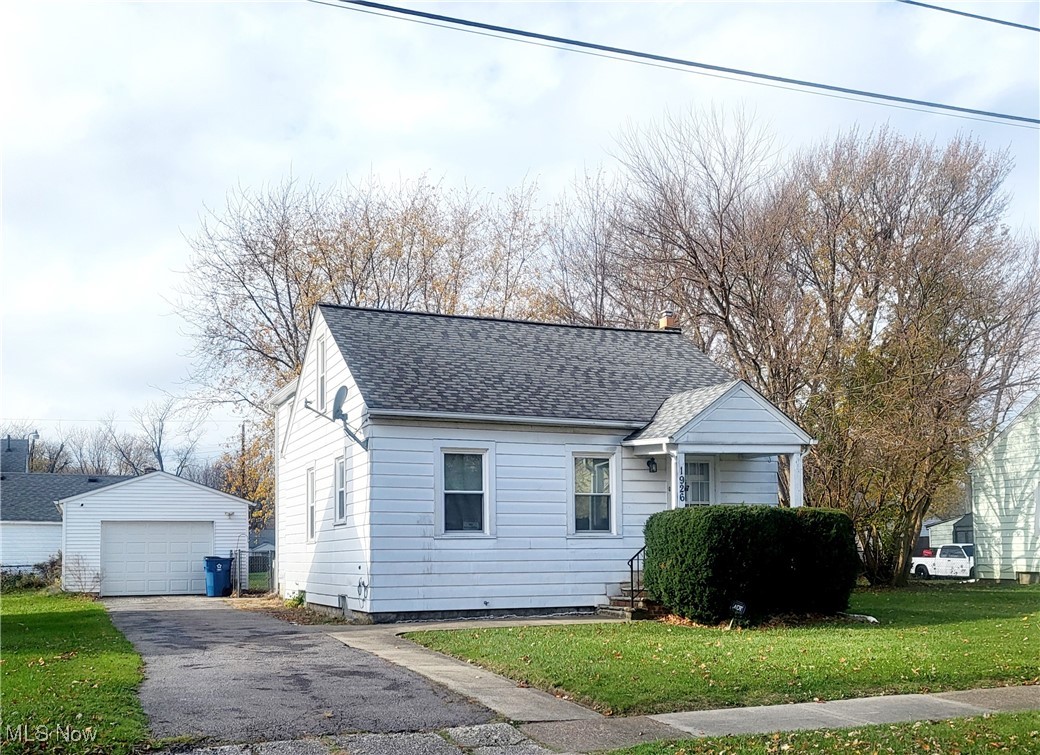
[0,473,131,522]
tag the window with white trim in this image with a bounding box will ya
[573,455,612,533]
[434,444,495,536]
[683,458,714,506]
[316,336,327,411]
[334,456,346,523]
[306,467,316,541]
[443,452,485,532]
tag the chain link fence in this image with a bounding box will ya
[233,549,275,594]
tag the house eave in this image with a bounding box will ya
[270,379,299,409]
[367,408,644,430]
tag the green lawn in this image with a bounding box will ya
[0,590,149,754]
[407,583,1040,716]
[610,711,1040,755]
[248,571,272,591]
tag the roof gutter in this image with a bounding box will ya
[367,408,644,430]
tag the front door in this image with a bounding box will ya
[683,459,712,506]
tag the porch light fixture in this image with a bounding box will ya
[646,458,658,474]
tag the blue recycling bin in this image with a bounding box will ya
[204,556,233,597]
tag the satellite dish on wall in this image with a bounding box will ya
[331,386,349,422]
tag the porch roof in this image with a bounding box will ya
[624,379,813,450]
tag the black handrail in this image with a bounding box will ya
[627,545,646,609]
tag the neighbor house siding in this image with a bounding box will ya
[61,473,248,593]
[971,403,1040,581]
[276,311,371,610]
[0,522,61,569]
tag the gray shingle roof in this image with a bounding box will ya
[319,305,733,425]
[626,381,740,441]
[0,473,131,522]
[0,438,30,473]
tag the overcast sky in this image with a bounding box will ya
[2,0,1038,458]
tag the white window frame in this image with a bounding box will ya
[334,456,347,524]
[434,442,496,537]
[306,467,316,542]
[682,456,717,507]
[316,336,327,412]
[567,446,622,537]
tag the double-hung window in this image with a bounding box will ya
[572,453,614,534]
[444,452,485,532]
[334,456,347,523]
[306,467,316,541]
[435,444,494,536]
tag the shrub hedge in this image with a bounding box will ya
[643,505,859,623]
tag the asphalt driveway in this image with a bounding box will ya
[104,597,492,743]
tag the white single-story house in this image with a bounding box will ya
[59,471,250,596]
[970,397,1040,583]
[274,306,814,622]
[0,468,130,571]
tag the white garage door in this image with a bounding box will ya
[100,521,213,596]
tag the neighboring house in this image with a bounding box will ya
[250,522,276,551]
[1,436,32,474]
[970,398,1040,583]
[60,471,249,596]
[0,471,129,570]
[925,513,974,547]
[274,306,814,621]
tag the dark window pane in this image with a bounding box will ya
[445,492,483,531]
[591,494,611,531]
[575,494,610,531]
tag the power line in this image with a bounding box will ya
[313,0,1039,128]
[895,0,1040,33]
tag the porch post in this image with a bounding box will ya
[789,450,804,508]
[669,451,685,509]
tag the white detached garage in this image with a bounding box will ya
[59,471,249,596]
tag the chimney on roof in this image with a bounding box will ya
[658,310,680,331]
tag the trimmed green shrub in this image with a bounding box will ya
[643,505,859,623]
[794,507,860,614]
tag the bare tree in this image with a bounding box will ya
[613,112,1040,584]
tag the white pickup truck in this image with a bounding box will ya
[911,544,975,579]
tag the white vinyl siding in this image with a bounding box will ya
[971,400,1040,581]
[275,310,371,610]
[0,522,61,569]
[60,472,248,595]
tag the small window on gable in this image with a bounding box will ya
[683,458,714,506]
[316,336,327,412]
[573,455,612,533]
[334,456,347,523]
[306,467,316,541]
